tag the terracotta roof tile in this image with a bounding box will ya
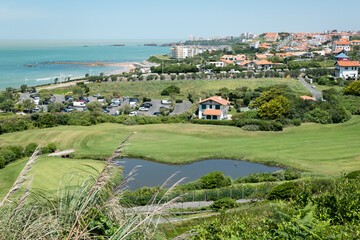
[336,61,360,67]
[203,109,222,116]
[198,96,231,105]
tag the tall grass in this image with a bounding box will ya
[0,133,184,239]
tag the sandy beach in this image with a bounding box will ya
[48,61,138,69]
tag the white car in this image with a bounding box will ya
[161,100,171,105]
[129,111,137,116]
[139,107,149,111]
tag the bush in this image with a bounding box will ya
[345,170,360,180]
[6,146,24,159]
[175,99,183,103]
[47,143,57,153]
[0,156,5,169]
[344,81,360,96]
[267,182,297,200]
[161,85,180,95]
[25,143,38,156]
[210,198,238,211]
[41,146,50,154]
[0,149,17,164]
[200,171,232,189]
[241,125,260,131]
[284,169,301,180]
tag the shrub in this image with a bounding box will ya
[25,143,38,156]
[175,99,183,103]
[267,182,297,200]
[0,149,17,164]
[161,85,180,95]
[344,81,360,96]
[47,143,57,153]
[345,170,360,180]
[123,118,136,125]
[41,146,50,154]
[200,171,232,189]
[0,156,5,168]
[210,198,238,211]
[284,169,301,180]
[6,146,24,159]
[241,125,260,131]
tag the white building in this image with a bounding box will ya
[206,61,226,68]
[335,61,359,79]
[171,45,201,59]
[332,38,351,52]
[198,96,230,120]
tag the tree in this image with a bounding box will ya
[86,101,102,112]
[0,100,14,112]
[47,102,65,113]
[344,81,360,96]
[200,171,232,189]
[85,73,89,78]
[23,99,36,112]
[54,78,59,84]
[171,75,176,81]
[252,88,284,108]
[20,84,27,93]
[258,95,290,120]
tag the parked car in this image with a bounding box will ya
[61,108,71,113]
[123,96,130,100]
[311,85,316,89]
[129,111,137,116]
[28,89,36,93]
[153,112,161,116]
[110,102,119,108]
[93,93,101,97]
[142,103,152,108]
[103,109,110,113]
[73,101,86,107]
[161,100,171,105]
[143,102,152,107]
[79,97,89,103]
[139,107,149,111]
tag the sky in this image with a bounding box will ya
[1,0,360,40]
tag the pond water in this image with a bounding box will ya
[115,158,284,190]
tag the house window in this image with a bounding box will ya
[209,105,213,109]
[212,115,217,120]
[215,105,220,110]
[345,67,348,70]
[206,115,211,120]
[202,104,207,109]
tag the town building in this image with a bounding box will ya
[264,32,279,42]
[198,96,230,120]
[335,61,359,79]
[332,38,351,52]
[254,60,275,70]
[334,53,350,61]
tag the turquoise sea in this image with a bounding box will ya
[0,40,172,90]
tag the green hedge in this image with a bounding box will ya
[191,119,283,131]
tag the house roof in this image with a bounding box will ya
[220,59,233,64]
[335,53,349,58]
[198,96,231,106]
[203,109,222,116]
[255,60,274,65]
[300,96,316,101]
[336,61,360,67]
[334,38,350,45]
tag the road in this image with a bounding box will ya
[298,77,322,99]
[170,101,192,115]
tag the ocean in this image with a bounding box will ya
[0,40,172,90]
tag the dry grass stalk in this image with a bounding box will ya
[0,146,40,207]
[66,132,136,240]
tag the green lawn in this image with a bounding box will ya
[49,78,308,99]
[0,117,360,175]
[0,156,104,196]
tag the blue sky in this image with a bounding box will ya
[1,0,360,40]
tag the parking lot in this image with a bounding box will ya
[20,93,192,116]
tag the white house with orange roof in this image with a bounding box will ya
[254,60,275,70]
[350,40,360,46]
[335,61,359,79]
[198,96,231,120]
[332,38,351,52]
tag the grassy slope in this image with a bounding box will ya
[50,78,308,99]
[0,117,360,175]
[0,156,104,196]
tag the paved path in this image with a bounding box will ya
[48,149,75,157]
[299,77,322,99]
[130,198,260,213]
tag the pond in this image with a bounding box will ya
[115,158,284,190]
